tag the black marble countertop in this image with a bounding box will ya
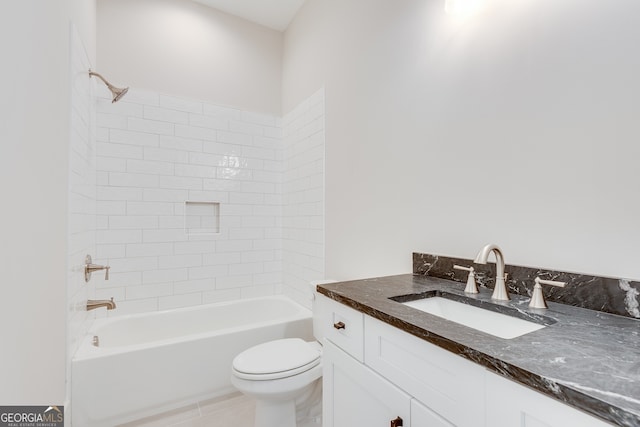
[317,274,640,427]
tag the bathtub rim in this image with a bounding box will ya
[73,295,312,361]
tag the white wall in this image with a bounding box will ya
[284,0,640,281]
[0,0,96,407]
[97,0,283,115]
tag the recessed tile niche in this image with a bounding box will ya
[184,201,220,235]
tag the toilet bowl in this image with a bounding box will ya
[230,281,333,427]
[231,338,322,427]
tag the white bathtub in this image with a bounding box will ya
[71,296,313,427]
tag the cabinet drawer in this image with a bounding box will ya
[364,315,485,427]
[315,294,364,362]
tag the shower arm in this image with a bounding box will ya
[89,70,115,90]
[88,69,129,103]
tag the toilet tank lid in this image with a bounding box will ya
[232,338,320,375]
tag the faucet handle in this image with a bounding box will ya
[529,277,566,309]
[454,265,479,294]
[536,278,566,288]
[84,254,111,282]
[453,265,472,272]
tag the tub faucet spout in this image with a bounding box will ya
[87,298,116,311]
[474,243,509,301]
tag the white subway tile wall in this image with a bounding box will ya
[94,88,325,314]
[282,89,326,308]
[67,25,97,402]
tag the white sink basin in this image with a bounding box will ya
[403,297,546,339]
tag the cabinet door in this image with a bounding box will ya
[412,399,455,427]
[486,371,613,427]
[365,315,485,427]
[323,340,411,427]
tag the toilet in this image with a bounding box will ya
[230,282,332,427]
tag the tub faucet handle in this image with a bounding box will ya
[84,254,111,282]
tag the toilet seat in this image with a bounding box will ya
[232,338,321,381]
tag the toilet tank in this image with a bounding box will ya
[310,280,337,342]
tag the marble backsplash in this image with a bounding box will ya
[413,252,640,320]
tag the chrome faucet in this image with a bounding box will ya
[474,244,509,301]
[87,298,116,311]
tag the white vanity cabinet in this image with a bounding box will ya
[323,340,455,427]
[314,292,365,362]
[364,315,484,427]
[317,294,613,427]
[486,371,612,427]
[323,340,411,427]
[319,295,468,427]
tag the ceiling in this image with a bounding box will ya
[191,0,307,31]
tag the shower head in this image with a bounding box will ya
[88,69,129,103]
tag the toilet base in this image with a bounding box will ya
[251,378,322,427]
[255,399,296,427]
[295,378,322,427]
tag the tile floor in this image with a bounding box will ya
[118,392,256,427]
[117,385,322,427]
